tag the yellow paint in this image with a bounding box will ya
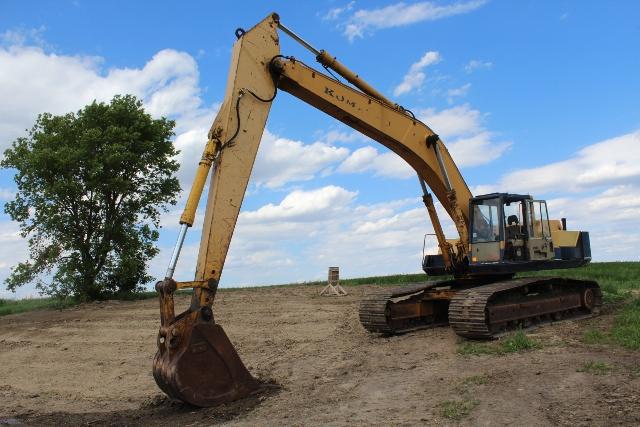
[194,15,281,282]
[552,230,580,247]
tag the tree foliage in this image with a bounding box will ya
[1,95,180,300]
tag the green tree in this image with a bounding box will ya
[1,95,180,300]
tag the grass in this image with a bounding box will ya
[457,341,497,356]
[582,329,608,345]
[579,299,640,351]
[440,398,480,420]
[458,330,542,356]
[577,361,612,375]
[339,273,441,287]
[229,272,442,291]
[0,290,162,317]
[500,330,543,352]
[0,297,78,317]
[611,298,640,350]
[461,374,488,387]
[517,261,639,304]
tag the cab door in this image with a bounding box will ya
[470,198,502,263]
[503,200,526,261]
[525,200,554,260]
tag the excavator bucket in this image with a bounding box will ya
[152,279,258,407]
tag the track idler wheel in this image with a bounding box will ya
[582,288,595,310]
[153,279,258,407]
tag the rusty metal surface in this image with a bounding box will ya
[487,293,583,323]
[448,277,602,339]
[359,281,455,334]
[153,279,258,407]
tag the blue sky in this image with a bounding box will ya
[1,1,639,297]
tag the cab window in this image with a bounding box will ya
[471,199,500,243]
[503,201,524,239]
[527,200,550,238]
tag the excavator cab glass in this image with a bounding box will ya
[471,199,500,243]
[469,195,502,263]
[503,200,526,261]
[469,193,535,264]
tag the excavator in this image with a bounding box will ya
[153,13,600,407]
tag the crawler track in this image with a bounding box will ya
[449,277,601,339]
[359,283,435,334]
[359,277,602,338]
[359,281,453,334]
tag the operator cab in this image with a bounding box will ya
[469,193,554,265]
[423,192,592,276]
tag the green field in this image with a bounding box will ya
[2,262,639,348]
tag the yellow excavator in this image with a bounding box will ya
[153,13,600,407]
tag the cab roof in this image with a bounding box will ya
[471,193,533,203]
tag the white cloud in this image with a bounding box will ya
[219,187,446,286]
[499,130,640,194]
[251,130,350,189]
[1,26,49,49]
[1,38,239,205]
[469,184,498,195]
[157,125,354,203]
[0,220,29,291]
[464,59,493,73]
[241,185,357,223]
[323,1,356,21]
[0,42,218,194]
[338,146,414,178]
[315,128,364,145]
[447,82,471,103]
[343,0,487,41]
[418,104,482,138]
[419,104,511,166]
[393,51,441,96]
[337,104,511,178]
[545,185,640,261]
[0,188,15,202]
[448,131,511,167]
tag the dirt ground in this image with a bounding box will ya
[1,284,639,426]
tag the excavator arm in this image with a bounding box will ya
[153,13,474,406]
[272,55,472,266]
